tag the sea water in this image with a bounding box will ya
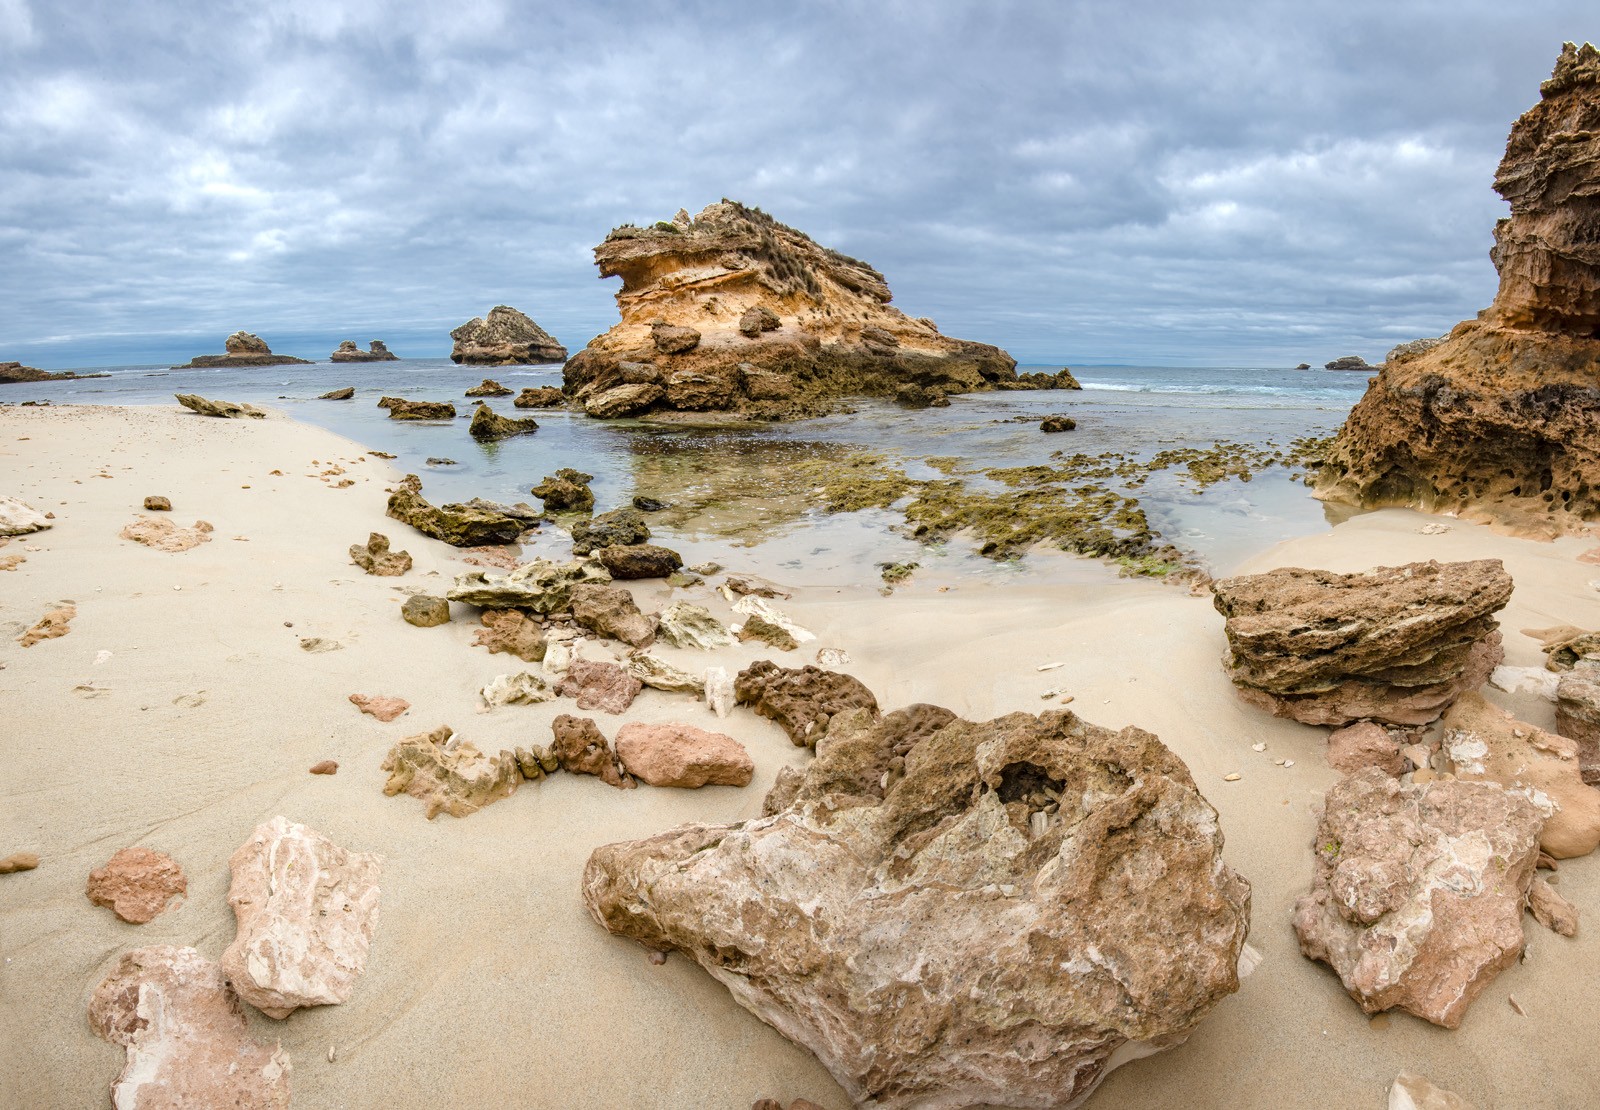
[8,359,1373,586]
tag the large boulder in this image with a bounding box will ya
[1212,560,1512,727]
[89,946,291,1108]
[468,405,539,440]
[1315,44,1600,537]
[564,201,1020,420]
[451,305,568,365]
[583,706,1252,1109]
[447,557,610,611]
[1292,769,1543,1028]
[173,331,311,368]
[734,660,880,747]
[219,816,381,1019]
[386,474,528,547]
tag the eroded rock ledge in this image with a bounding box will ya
[564,200,1030,420]
[1316,43,1600,536]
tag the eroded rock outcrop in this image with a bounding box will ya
[657,601,733,649]
[564,201,1024,420]
[584,706,1252,1109]
[734,660,880,747]
[451,306,568,365]
[1212,560,1512,727]
[89,945,291,1108]
[381,725,521,818]
[1293,769,1543,1028]
[468,404,539,440]
[0,361,107,383]
[329,340,398,362]
[220,816,381,1019]
[1316,43,1600,536]
[531,468,595,513]
[174,332,311,369]
[387,474,528,547]
[1557,661,1600,784]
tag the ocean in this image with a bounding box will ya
[5,359,1373,586]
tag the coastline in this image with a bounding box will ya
[2,402,1597,1108]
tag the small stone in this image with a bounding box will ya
[1223,772,1242,781]
[86,846,187,924]
[1251,742,1267,752]
[309,760,338,775]
[1527,875,1579,936]
[120,516,214,552]
[402,594,451,627]
[381,725,521,819]
[0,851,40,873]
[19,603,75,647]
[349,694,410,722]
[299,637,342,653]
[143,495,172,511]
[705,666,734,718]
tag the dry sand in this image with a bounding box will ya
[1,403,1595,1109]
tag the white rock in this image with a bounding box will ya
[732,595,815,643]
[1488,665,1560,701]
[704,666,734,718]
[0,496,50,536]
[480,671,554,707]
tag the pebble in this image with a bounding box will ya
[1251,742,1267,752]
[309,760,338,775]
[0,852,40,874]
[1223,772,1241,782]
[1036,662,1065,672]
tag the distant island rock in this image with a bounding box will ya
[450,307,568,366]
[330,340,399,362]
[1,361,109,384]
[174,332,312,369]
[1317,42,1600,538]
[563,200,1032,420]
[1323,356,1373,371]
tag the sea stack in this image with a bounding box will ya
[174,332,312,369]
[330,340,399,362]
[1316,43,1600,537]
[563,200,1022,419]
[450,306,568,366]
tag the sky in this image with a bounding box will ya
[0,1,1593,369]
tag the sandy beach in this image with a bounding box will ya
[3,402,1597,1109]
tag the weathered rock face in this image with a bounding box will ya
[1316,43,1600,536]
[174,332,312,369]
[1557,661,1600,785]
[468,404,539,440]
[387,474,528,547]
[89,945,291,1109]
[657,601,734,649]
[451,305,568,365]
[584,706,1251,1109]
[734,660,880,747]
[595,542,682,579]
[465,378,512,397]
[349,532,412,576]
[0,496,51,535]
[176,393,264,419]
[571,507,650,554]
[557,659,643,714]
[531,468,595,512]
[1212,560,1512,727]
[386,398,456,420]
[1527,623,1600,670]
[614,722,753,787]
[448,556,610,611]
[564,201,1025,421]
[329,340,398,362]
[381,725,521,818]
[570,582,656,647]
[1292,769,1543,1028]
[86,847,187,924]
[550,714,631,787]
[515,386,567,408]
[220,816,381,1020]
[473,608,547,661]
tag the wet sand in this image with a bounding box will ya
[1,403,1595,1108]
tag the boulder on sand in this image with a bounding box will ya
[557,659,643,714]
[550,714,631,787]
[176,393,264,419]
[451,305,568,365]
[86,847,187,924]
[380,724,521,818]
[0,496,51,536]
[614,722,753,787]
[570,582,656,647]
[468,404,539,440]
[465,379,513,397]
[349,532,412,576]
[583,705,1252,1109]
[387,474,528,547]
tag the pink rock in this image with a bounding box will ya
[88,945,291,1108]
[219,816,381,1019]
[86,847,187,924]
[615,723,754,788]
[1326,722,1408,776]
[349,693,410,722]
[557,659,642,714]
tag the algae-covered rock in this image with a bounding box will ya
[532,468,596,513]
[571,507,650,555]
[468,405,539,440]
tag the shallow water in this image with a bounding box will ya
[7,359,1372,585]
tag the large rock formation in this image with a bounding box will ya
[1316,43,1600,536]
[329,340,398,362]
[451,306,568,365]
[1293,769,1543,1028]
[89,946,291,1108]
[1212,560,1512,727]
[564,201,1026,420]
[173,331,311,369]
[219,816,381,1019]
[0,361,108,383]
[583,706,1252,1109]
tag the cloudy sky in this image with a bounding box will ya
[0,1,1592,368]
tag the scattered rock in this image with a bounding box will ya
[0,496,51,535]
[570,507,650,555]
[1389,1073,1475,1110]
[220,816,381,1019]
[330,339,399,362]
[1528,875,1579,936]
[88,945,292,1109]
[480,671,555,707]
[1212,560,1512,726]
[401,594,451,627]
[465,378,513,397]
[319,386,356,399]
[86,847,187,924]
[1440,691,1600,858]
[309,761,338,775]
[349,532,413,576]
[473,608,546,661]
[614,723,753,787]
[299,637,341,653]
[514,386,567,408]
[1324,355,1374,371]
[583,706,1251,1109]
[1556,661,1600,785]
[121,516,214,552]
[595,542,683,580]
[1525,624,1600,671]
[1326,721,1409,776]
[1292,768,1543,1028]
[550,714,631,787]
[724,573,792,599]
[734,660,879,747]
[531,468,595,513]
[733,595,814,647]
[381,725,521,818]
[448,556,610,611]
[632,495,666,512]
[0,851,40,873]
[624,652,704,696]
[175,393,265,418]
[143,495,172,511]
[0,361,108,383]
[19,603,74,647]
[451,305,568,365]
[557,659,643,714]
[387,474,528,546]
[385,399,456,420]
[174,331,311,369]
[656,601,733,649]
[468,405,539,440]
[349,693,410,722]
[571,582,659,647]
[1039,414,1077,432]
[705,666,734,717]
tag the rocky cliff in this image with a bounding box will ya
[563,201,1025,419]
[330,340,399,362]
[174,332,312,369]
[450,307,567,366]
[1316,43,1600,536]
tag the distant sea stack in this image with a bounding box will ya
[1317,42,1600,537]
[330,340,399,363]
[450,307,568,366]
[562,200,1024,420]
[1,361,109,384]
[173,332,311,369]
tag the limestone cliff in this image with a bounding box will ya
[1317,43,1600,536]
[564,201,1023,419]
[174,332,311,369]
[450,307,567,366]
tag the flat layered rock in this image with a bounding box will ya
[220,816,381,1019]
[734,660,879,747]
[387,474,527,547]
[385,399,455,420]
[1212,559,1512,726]
[174,331,311,369]
[121,516,214,552]
[583,706,1251,1109]
[350,693,410,722]
[624,652,703,696]
[1293,769,1543,1028]
[381,725,521,818]
[447,556,610,611]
